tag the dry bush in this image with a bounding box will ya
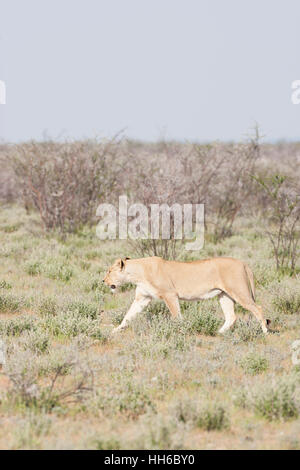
[124,131,261,257]
[2,134,300,258]
[125,152,188,259]
[3,343,94,411]
[7,139,121,232]
[253,173,300,274]
[0,145,18,203]
[207,133,260,241]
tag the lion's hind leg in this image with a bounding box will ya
[218,293,236,334]
[227,291,269,334]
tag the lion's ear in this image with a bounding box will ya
[115,258,123,270]
[117,258,125,270]
[117,258,128,270]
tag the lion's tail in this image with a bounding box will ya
[244,264,255,302]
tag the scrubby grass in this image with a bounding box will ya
[240,353,269,375]
[172,398,229,430]
[0,204,299,449]
[0,293,27,313]
[253,381,299,421]
[0,315,36,336]
[272,282,300,315]
[185,303,222,336]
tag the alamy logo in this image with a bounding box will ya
[292,340,300,365]
[0,80,6,104]
[96,195,205,251]
[291,80,300,104]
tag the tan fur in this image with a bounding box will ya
[103,256,269,334]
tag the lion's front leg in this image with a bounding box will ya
[112,292,151,334]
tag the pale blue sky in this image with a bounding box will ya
[0,0,299,143]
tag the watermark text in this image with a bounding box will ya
[291,80,300,104]
[96,196,204,251]
[0,80,6,104]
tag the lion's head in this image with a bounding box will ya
[103,258,130,293]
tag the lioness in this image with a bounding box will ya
[103,256,270,335]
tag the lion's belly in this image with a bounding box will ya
[179,289,222,301]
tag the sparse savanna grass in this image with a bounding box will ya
[0,292,28,314]
[0,280,12,289]
[226,318,266,343]
[252,262,279,288]
[171,397,229,431]
[240,353,269,375]
[254,380,300,421]
[11,412,52,450]
[131,314,193,358]
[271,281,300,315]
[134,414,185,450]
[4,329,51,355]
[2,340,95,414]
[38,297,58,316]
[94,380,156,419]
[25,259,74,282]
[235,376,300,422]
[254,383,299,422]
[0,315,37,336]
[66,300,99,320]
[43,310,106,341]
[94,438,121,450]
[0,202,299,449]
[184,302,222,336]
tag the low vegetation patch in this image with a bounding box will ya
[240,353,269,375]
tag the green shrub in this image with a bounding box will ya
[0,293,25,313]
[24,331,50,355]
[46,263,73,282]
[97,382,155,419]
[83,276,104,294]
[0,315,36,336]
[79,261,91,271]
[25,261,42,276]
[186,304,222,336]
[229,318,264,343]
[196,405,229,431]
[172,399,198,424]
[95,439,121,450]
[0,280,12,289]
[137,415,184,450]
[272,288,300,315]
[172,398,229,431]
[85,250,101,260]
[66,301,98,320]
[2,224,20,233]
[12,413,52,449]
[145,301,169,317]
[253,264,278,287]
[38,297,58,316]
[241,353,269,375]
[133,315,192,357]
[44,311,105,341]
[233,389,249,409]
[119,282,135,292]
[253,382,299,421]
[109,310,126,326]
